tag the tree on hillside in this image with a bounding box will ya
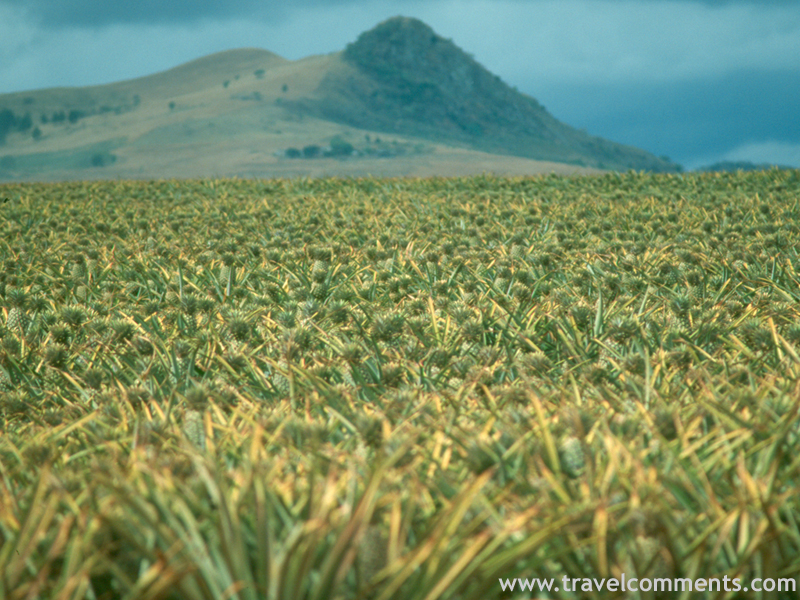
[17,112,32,132]
[329,135,354,157]
[68,110,85,124]
[0,109,15,143]
[91,152,116,167]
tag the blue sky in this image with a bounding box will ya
[1,0,798,169]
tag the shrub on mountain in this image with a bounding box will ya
[17,112,32,132]
[329,136,354,157]
[0,109,15,143]
[68,109,85,124]
[91,152,116,167]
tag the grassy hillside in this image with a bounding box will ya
[0,18,680,181]
[297,17,680,173]
[2,170,799,598]
[697,160,796,172]
[0,49,400,181]
[0,47,601,182]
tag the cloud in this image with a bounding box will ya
[3,0,799,28]
[3,0,800,86]
[419,0,800,85]
[0,2,388,92]
[1,0,289,27]
[529,68,800,169]
[682,140,800,170]
[720,141,800,168]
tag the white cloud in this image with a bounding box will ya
[683,140,800,169]
[723,140,800,167]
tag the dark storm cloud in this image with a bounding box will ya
[4,0,800,28]
[0,0,316,27]
[536,68,800,168]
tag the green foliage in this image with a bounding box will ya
[90,151,117,167]
[302,144,321,158]
[329,135,354,157]
[17,112,33,132]
[0,108,16,143]
[67,109,85,124]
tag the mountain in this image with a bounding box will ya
[296,17,678,172]
[695,160,793,173]
[0,17,680,182]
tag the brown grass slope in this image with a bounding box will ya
[0,48,287,114]
[0,17,677,181]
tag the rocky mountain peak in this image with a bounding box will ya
[343,16,499,100]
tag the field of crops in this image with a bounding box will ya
[2,169,800,599]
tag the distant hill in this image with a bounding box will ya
[0,17,680,182]
[297,17,679,172]
[695,160,794,173]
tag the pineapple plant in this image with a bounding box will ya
[6,289,30,335]
[558,436,586,478]
[182,409,205,450]
[271,359,292,395]
[311,259,328,282]
[70,258,86,280]
[2,170,800,597]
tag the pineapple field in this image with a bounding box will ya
[1,169,800,599]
